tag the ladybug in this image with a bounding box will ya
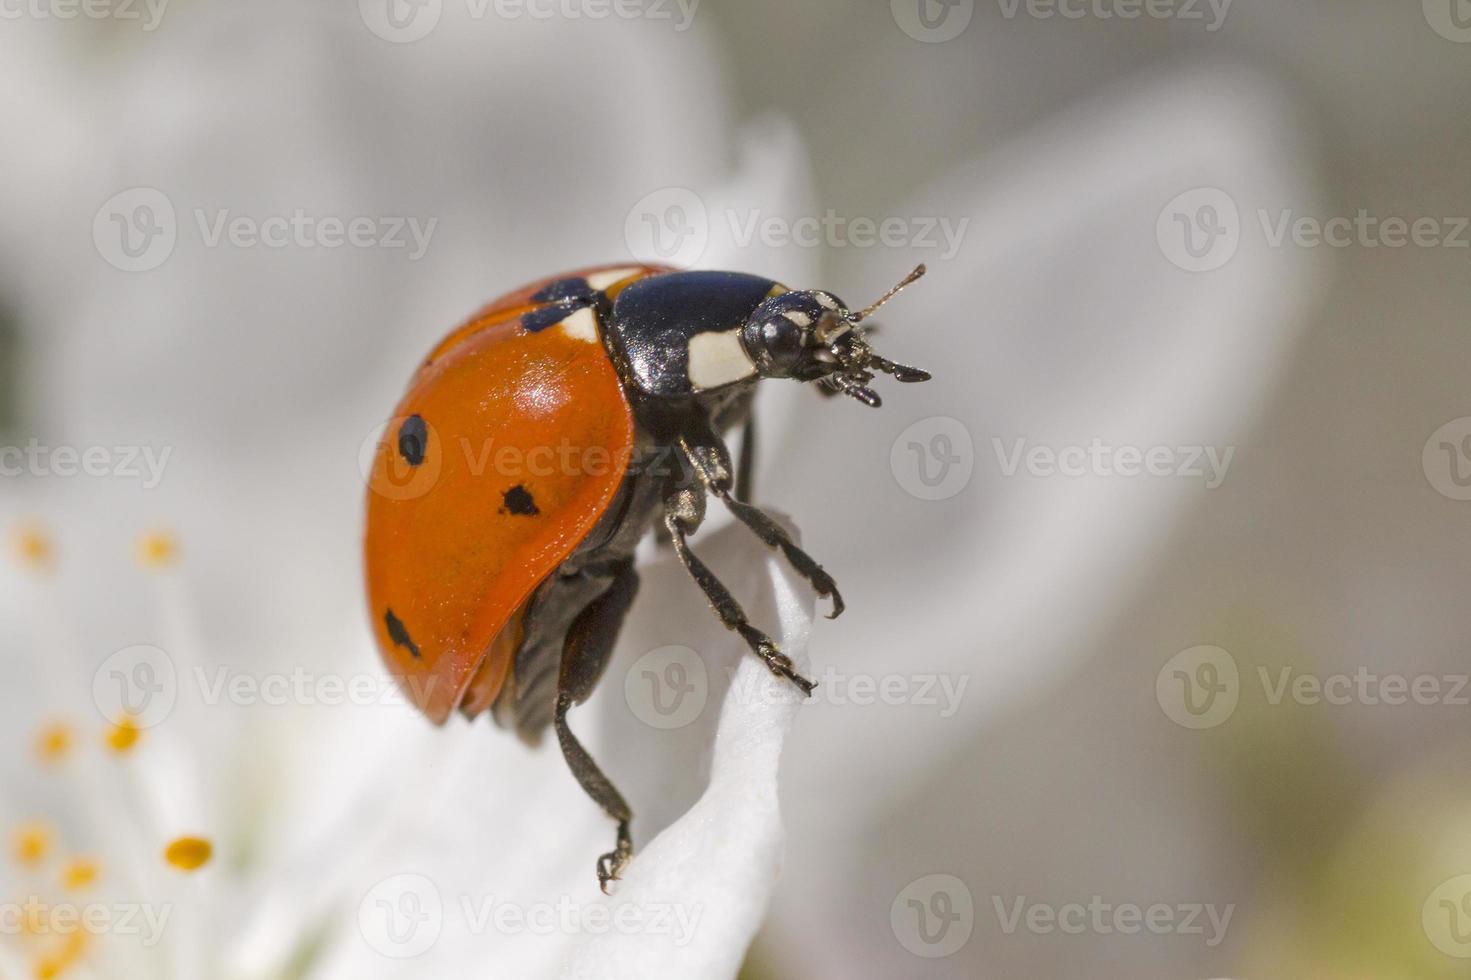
[364,262,929,890]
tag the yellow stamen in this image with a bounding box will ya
[136,530,179,569]
[60,857,99,891]
[105,716,141,755]
[13,524,53,570]
[14,824,52,867]
[35,723,73,765]
[164,836,212,872]
[34,932,87,978]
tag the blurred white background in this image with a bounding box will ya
[1,0,1469,977]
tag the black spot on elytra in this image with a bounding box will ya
[500,484,540,516]
[521,296,593,333]
[398,415,427,466]
[384,608,421,659]
[531,277,593,303]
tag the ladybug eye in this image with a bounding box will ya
[759,316,806,369]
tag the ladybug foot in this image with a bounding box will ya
[810,570,845,621]
[751,635,816,697]
[597,822,633,895]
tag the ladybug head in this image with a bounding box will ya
[739,264,931,407]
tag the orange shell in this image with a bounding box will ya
[364,265,668,723]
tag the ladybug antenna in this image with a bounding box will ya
[845,263,927,324]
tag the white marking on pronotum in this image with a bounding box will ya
[559,307,600,344]
[781,310,812,327]
[586,267,642,290]
[687,329,757,390]
[813,291,839,310]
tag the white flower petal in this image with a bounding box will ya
[299,518,812,979]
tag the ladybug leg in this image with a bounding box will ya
[663,484,817,696]
[676,426,845,619]
[555,560,640,894]
[556,694,633,894]
[734,414,757,504]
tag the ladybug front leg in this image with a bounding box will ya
[675,421,845,619]
[662,480,816,697]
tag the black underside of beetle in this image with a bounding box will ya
[488,271,847,894]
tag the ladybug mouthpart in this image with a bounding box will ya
[814,263,932,407]
[816,327,932,408]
